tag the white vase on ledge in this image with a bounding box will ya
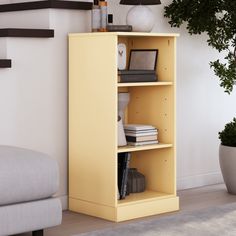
[126,5,155,32]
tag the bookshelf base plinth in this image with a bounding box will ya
[69,195,179,222]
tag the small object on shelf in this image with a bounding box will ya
[124,124,157,131]
[125,124,159,146]
[129,49,158,71]
[126,135,157,142]
[107,14,113,26]
[118,152,131,199]
[118,49,158,83]
[127,168,145,194]
[117,43,127,70]
[118,92,130,123]
[125,130,158,137]
[118,70,157,83]
[118,116,127,146]
[99,0,107,32]
[107,25,132,32]
[91,0,101,32]
[127,140,159,146]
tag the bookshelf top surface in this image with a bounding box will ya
[69,32,180,38]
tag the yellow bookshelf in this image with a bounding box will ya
[69,32,179,222]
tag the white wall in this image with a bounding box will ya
[0,8,91,209]
[107,0,236,189]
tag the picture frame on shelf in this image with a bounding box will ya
[128,49,158,71]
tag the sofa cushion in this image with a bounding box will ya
[0,145,59,206]
[0,198,62,236]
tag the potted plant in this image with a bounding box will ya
[164,0,236,94]
[219,118,236,194]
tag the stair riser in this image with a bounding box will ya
[0,9,50,28]
[0,9,91,30]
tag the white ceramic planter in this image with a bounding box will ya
[219,145,236,194]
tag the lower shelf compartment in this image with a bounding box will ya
[118,190,175,206]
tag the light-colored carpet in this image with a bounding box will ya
[76,203,236,236]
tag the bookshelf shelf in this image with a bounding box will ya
[118,190,174,206]
[117,81,173,87]
[117,143,173,153]
[69,32,179,222]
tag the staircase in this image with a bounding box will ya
[0,0,92,209]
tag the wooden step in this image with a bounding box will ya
[0,28,54,38]
[0,0,92,12]
[0,59,11,68]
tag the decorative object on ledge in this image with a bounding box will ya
[0,28,54,38]
[118,92,130,147]
[117,43,127,70]
[118,49,158,83]
[91,0,101,32]
[118,92,130,123]
[0,0,92,13]
[118,116,127,147]
[107,14,132,32]
[107,25,132,32]
[120,0,161,32]
[127,168,145,194]
[0,59,11,68]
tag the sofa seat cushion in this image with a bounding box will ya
[0,145,59,206]
[0,198,62,236]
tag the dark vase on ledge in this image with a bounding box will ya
[127,168,145,194]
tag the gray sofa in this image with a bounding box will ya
[0,146,62,236]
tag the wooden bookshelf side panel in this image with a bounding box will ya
[69,34,118,207]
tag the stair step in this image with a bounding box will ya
[0,59,11,68]
[0,0,92,12]
[0,28,54,38]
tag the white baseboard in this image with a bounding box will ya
[177,172,224,190]
[58,195,68,210]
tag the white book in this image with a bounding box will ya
[124,124,157,131]
[127,140,159,146]
[125,131,158,137]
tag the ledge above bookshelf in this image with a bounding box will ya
[118,143,173,153]
[117,81,173,87]
[118,190,175,206]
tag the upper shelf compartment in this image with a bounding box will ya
[0,0,93,12]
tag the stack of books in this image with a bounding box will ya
[124,124,158,146]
